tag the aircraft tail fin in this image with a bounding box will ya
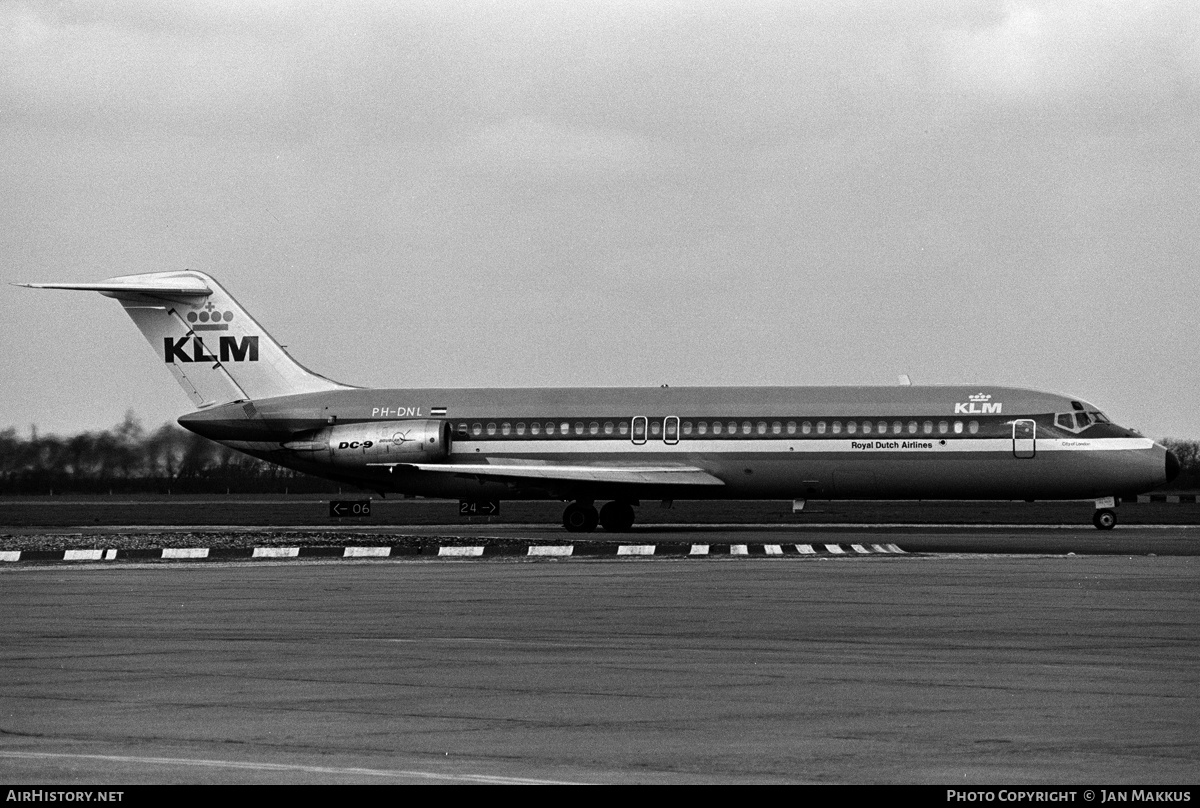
[17,270,351,408]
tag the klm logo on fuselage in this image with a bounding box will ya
[954,401,1002,414]
[164,335,259,363]
[955,393,1001,414]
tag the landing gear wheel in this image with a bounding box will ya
[563,502,599,533]
[1093,509,1117,530]
[598,501,636,532]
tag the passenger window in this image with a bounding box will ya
[938,421,948,434]
[650,421,662,436]
[757,421,767,435]
[861,421,871,434]
[712,422,723,435]
[589,422,599,435]
[878,421,888,434]
[846,421,857,434]
[604,421,614,435]
[501,422,511,436]
[697,422,708,435]
[817,421,826,434]
[457,423,469,437]
[832,421,842,434]
[894,421,903,434]
[907,421,918,434]
[787,421,797,435]
[728,421,738,435]
[772,421,781,435]
[545,422,556,435]
[923,421,933,434]
[530,422,541,435]
[471,423,482,437]
[681,421,692,436]
[562,422,571,435]
[516,422,526,435]
[953,421,963,434]
[632,420,645,439]
[486,423,497,436]
[618,421,629,435]
[801,422,811,435]
[969,421,979,434]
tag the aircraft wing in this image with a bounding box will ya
[372,462,726,487]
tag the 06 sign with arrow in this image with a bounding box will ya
[329,499,371,518]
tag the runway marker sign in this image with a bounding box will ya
[330,500,371,518]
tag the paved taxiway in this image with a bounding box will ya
[1,531,1197,784]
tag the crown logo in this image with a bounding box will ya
[187,302,234,324]
[969,393,992,402]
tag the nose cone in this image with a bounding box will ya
[1165,449,1181,484]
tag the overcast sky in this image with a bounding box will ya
[3,0,1198,439]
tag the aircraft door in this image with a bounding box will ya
[663,415,679,445]
[631,415,648,445]
[1013,419,1036,459]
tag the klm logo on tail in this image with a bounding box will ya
[164,335,259,363]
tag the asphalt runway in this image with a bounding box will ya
[1,545,1198,784]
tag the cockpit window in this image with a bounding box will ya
[1056,411,1108,432]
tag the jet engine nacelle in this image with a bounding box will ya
[283,419,451,467]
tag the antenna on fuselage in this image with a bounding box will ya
[898,374,912,386]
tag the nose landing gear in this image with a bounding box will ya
[1092,496,1118,530]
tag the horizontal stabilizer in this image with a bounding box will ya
[372,462,726,487]
[14,277,212,299]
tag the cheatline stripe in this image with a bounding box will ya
[0,751,583,785]
[449,437,1154,455]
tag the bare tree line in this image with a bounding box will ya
[3,413,1197,494]
[0,412,340,494]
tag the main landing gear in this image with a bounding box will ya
[562,500,636,533]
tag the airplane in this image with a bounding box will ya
[18,270,1179,531]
